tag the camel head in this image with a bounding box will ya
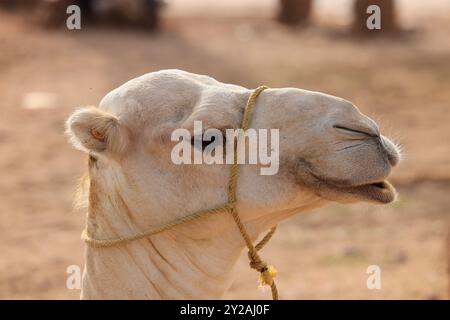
[66,70,401,235]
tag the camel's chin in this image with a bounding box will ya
[341,180,397,204]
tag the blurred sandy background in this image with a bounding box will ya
[0,0,449,299]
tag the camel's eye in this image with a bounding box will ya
[191,135,219,151]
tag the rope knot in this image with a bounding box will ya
[248,253,277,286]
[249,259,267,272]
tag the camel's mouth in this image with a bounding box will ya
[304,171,397,204]
[339,180,397,204]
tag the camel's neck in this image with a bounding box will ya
[81,190,251,299]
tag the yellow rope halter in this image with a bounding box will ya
[81,85,279,300]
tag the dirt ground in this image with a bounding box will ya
[0,5,449,299]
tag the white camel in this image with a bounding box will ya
[66,69,400,299]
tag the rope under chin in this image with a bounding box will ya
[82,85,279,300]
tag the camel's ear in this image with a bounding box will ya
[65,107,129,154]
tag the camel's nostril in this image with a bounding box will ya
[380,136,401,167]
[333,124,378,138]
[387,153,399,167]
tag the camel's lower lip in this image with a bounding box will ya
[343,180,397,203]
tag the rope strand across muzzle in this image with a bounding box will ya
[81,85,279,300]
